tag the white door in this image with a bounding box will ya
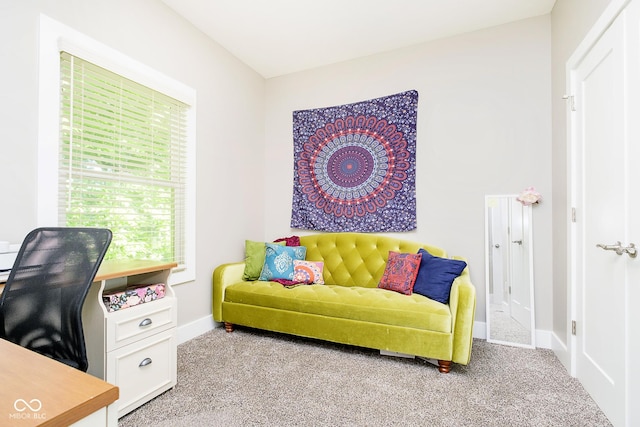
[508,199,530,328]
[489,197,509,308]
[570,7,633,426]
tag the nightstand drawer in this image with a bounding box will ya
[106,297,176,350]
[106,328,177,417]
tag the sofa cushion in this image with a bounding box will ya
[224,281,452,333]
[377,251,422,295]
[300,233,448,288]
[414,248,467,304]
[243,240,285,280]
[293,260,324,284]
[259,244,307,281]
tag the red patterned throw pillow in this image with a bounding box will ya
[378,251,423,295]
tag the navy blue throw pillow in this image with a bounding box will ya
[413,248,467,304]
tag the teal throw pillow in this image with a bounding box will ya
[243,240,285,280]
[413,248,467,304]
[259,244,307,281]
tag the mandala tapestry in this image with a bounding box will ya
[291,90,418,232]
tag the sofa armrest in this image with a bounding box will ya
[212,262,245,322]
[448,261,476,365]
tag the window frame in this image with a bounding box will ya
[37,14,196,285]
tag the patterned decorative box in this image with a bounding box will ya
[103,283,166,313]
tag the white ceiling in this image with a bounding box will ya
[161,0,556,79]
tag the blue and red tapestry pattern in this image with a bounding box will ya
[291,90,418,232]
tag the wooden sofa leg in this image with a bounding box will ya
[437,360,452,373]
[224,322,234,333]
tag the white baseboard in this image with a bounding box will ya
[474,321,487,340]
[535,329,552,349]
[551,331,572,374]
[177,315,217,344]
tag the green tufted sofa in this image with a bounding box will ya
[212,232,476,373]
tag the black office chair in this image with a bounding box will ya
[0,227,112,371]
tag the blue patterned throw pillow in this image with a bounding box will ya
[259,244,307,281]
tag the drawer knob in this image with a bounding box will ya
[139,357,153,367]
[139,318,153,327]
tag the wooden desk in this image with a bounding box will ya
[0,339,118,427]
[94,259,177,282]
[0,259,176,295]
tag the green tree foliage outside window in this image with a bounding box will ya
[59,52,187,264]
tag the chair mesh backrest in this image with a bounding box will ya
[0,227,112,371]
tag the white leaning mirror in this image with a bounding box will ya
[485,195,535,348]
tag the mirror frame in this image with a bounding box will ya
[484,194,536,349]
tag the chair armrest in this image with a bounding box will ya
[212,262,245,322]
[448,261,476,365]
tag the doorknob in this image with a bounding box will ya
[596,241,637,258]
[596,241,623,254]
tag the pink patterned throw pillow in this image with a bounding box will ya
[378,251,422,295]
[293,260,324,284]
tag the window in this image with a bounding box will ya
[59,52,187,264]
[38,15,196,284]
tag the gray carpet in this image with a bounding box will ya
[118,327,612,427]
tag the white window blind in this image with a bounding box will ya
[59,51,188,264]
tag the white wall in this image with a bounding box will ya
[264,16,553,328]
[0,2,557,339]
[0,0,265,332]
